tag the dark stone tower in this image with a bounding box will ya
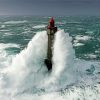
[45,17,57,71]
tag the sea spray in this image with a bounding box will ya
[1,30,76,95]
[0,43,20,68]
[1,31,48,93]
[0,30,100,100]
[53,30,75,77]
[43,30,76,89]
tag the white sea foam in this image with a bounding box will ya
[73,35,91,47]
[75,35,91,41]
[86,54,97,59]
[0,43,20,50]
[0,43,20,68]
[48,30,75,88]
[85,31,94,34]
[73,43,84,47]
[2,31,48,93]
[0,30,10,32]
[0,30,100,100]
[15,85,99,100]
[0,25,6,28]
[4,20,28,24]
[33,25,46,29]
[3,32,13,36]
[95,49,100,53]
[0,30,75,93]
[56,22,66,25]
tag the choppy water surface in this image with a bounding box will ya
[0,16,100,100]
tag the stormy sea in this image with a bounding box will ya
[0,16,100,100]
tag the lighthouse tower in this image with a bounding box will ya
[45,17,57,71]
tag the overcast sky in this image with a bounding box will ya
[0,0,100,16]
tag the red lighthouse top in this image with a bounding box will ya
[49,17,54,23]
[48,17,55,29]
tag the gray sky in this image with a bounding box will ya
[0,0,100,16]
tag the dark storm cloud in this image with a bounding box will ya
[0,0,100,15]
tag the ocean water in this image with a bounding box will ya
[0,16,100,100]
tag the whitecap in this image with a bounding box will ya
[73,43,84,47]
[33,25,46,29]
[0,43,20,50]
[4,20,28,24]
[75,35,91,41]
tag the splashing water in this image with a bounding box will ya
[0,29,100,100]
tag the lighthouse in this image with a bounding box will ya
[45,17,57,71]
